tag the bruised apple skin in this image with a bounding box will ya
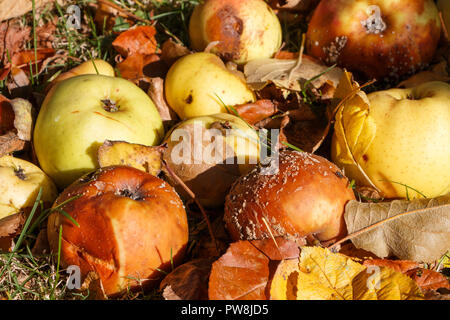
[165,52,255,119]
[47,166,189,297]
[224,150,356,243]
[0,156,58,220]
[306,0,441,80]
[189,0,282,65]
[34,74,164,188]
[163,113,259,208]
[332,81,450,199]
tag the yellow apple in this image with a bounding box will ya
[52,59,114,85]
[34,74,164,188]
[163,113,260,207]
[189,0,282,65]
[0,156,58,220]
[165,52,255,119]
[332,81,450,199]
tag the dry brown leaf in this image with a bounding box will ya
[0,0,64,22]
[112,25,158,58]
[0,21,30,64]
[234,100,278,125]
[269,0,319,11]
[97,140,165,176]
[208,238,300,300]
[160,258,215,300]
[0,131,25,157]
[344,194,450,263]
[160,38,190,67]
[244,54,343,93]
[363,259,450,292]
[147,77,179,128]
[0,212,25,238]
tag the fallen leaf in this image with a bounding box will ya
[0,21,30,64]
[363,259,450,292]
[244,54,343,94]
[147,77,179,129]
[0,94,15,135]
[344,194,450,263]
[112,25,158,58]
[160,38,191,67]
[270,246,424,300]
[0,131,25,157]
[0,0,64,22]
[233,100,278,125]
[208,238,300,300]
[160,258,215,300]
[10,98,33,141]
[116,53,167,84]
[97,140,165,176]
[0,212,25,238]
[269,0,320,11]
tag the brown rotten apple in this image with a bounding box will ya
[224,150,355,243]
[47,166,189,296]
[306,0,441,80]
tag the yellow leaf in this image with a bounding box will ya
[97,140,164,176]
[270,247,424,300]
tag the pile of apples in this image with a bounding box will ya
[1,0,449,297]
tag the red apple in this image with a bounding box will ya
[306,0,441,80]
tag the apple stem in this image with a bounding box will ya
[101,99,119,112]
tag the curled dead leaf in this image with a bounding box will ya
[160,258,215,300]
[160,38,191,67]
[147,77,179,129]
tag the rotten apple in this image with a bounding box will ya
[163,113,260,208]
[306,0,441,80]
[224,150,356,243]
[47,165,189,297]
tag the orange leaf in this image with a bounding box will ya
[363,259,450,292]
[11,48,55,68]
[234,100,278,125]
[112,26,158,58]
[208,238,299,300]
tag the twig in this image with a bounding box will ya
[161,160,220,256]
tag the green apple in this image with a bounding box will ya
[165,52,255,120]
[332,81,450,199]
[51,59,115,86]
[0,156,58,220]
[34,74,164,188]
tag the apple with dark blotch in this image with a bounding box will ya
[306,0,441,80]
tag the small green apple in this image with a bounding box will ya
[0,156,58,220]
[34,74,164,188]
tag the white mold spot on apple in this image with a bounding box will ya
[361,5,387,35]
